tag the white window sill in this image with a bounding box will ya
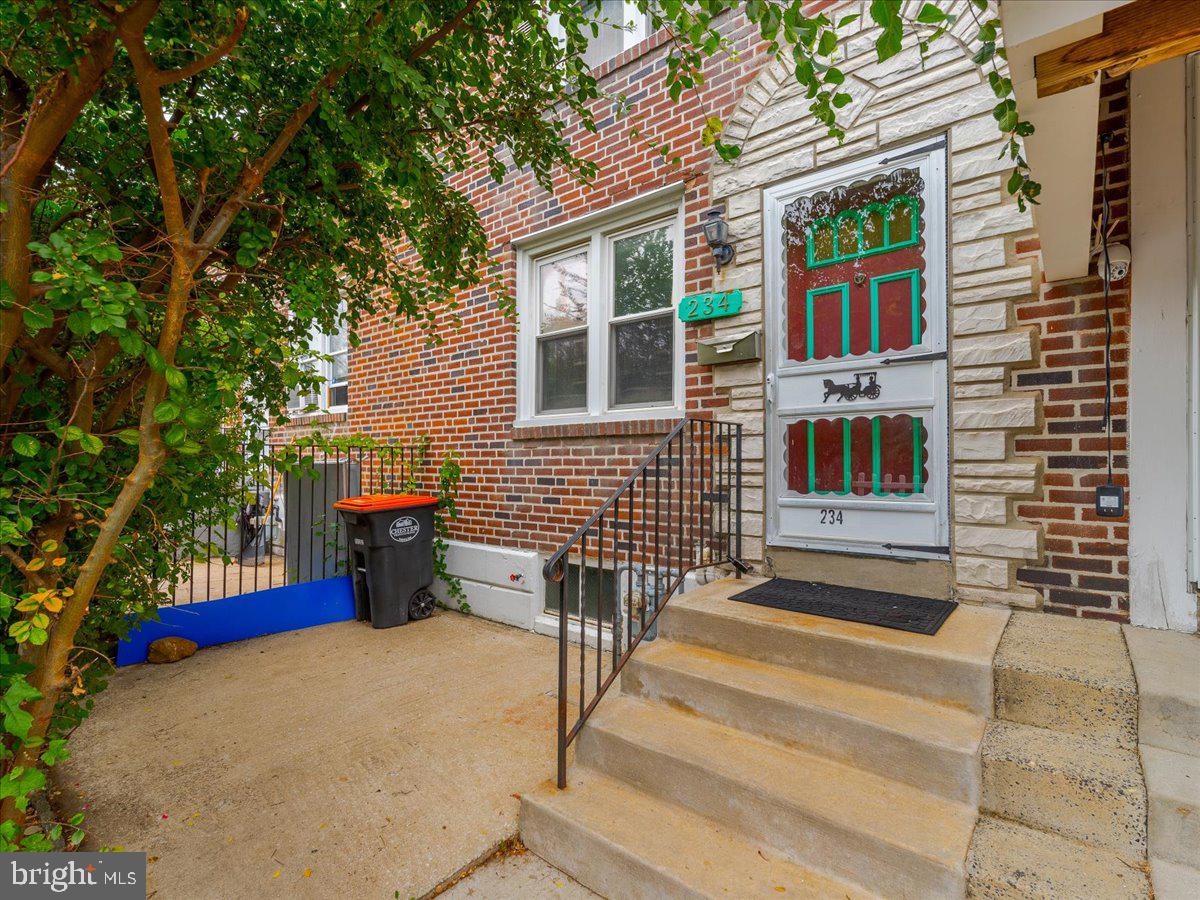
[284,404,348,422]
[514,405,684,430]
[533,612,613,650]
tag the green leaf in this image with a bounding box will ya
[152,401,180,423]
[0,678,41,740]
[12,435,40,457]
[78,433,103,455]
[163,424,187,447]
[118,331,144,355]
[22,305,53,333]
[115,429,141,446]
[164,367,187,392]
[915,3,948,24]
[972,42,995,65]
[66,310,92,335]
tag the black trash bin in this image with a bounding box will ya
[333,493,439,628]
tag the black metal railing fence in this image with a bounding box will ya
[174,438,428,605]
[544,417,744,788]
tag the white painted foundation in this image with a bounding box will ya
[432,539,544,630]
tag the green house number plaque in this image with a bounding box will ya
[678,289,743,323]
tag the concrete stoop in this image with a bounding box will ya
[966,815,1148,900]
[966,612,1152,898]
[994,612,1138,750]
[521,577,1009,898]
[1125,626,1200,899]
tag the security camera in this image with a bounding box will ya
[1099,243,1130,283]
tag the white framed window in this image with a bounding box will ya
[516,188,685,427]
[287,308,349,415]
[548,1,654,70]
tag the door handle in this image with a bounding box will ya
[883,542,950,554]
[881,350,947,366]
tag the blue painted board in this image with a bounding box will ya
[117,576,356,666]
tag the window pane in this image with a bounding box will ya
[539,332,587,411]
[544,562,617,621]
[327,383,347,408]
[539,252,589,333]
[888,199,915,245]
[862,208,885,251]
[581,0,628,68]
[810,223,834,263]
[330,351,348,385]
[613,226,673,317]
[786,414,927,496]
[288,358,318,411]
[611,314,672,406]
[836,214,859,257]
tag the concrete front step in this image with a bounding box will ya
[1151,858,1200,900]
[966,814,1150,899]
[578,695,975,898]
[662,577,1008,716]
[995,612,1138,749]
[981,720,1147,864]
[1123,625,1200,756]
[1142,745,1200,869]
[622,638,985,804]
[521,767,877,899]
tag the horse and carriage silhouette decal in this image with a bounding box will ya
[822,371,882,403]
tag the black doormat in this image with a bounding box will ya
[728,578,957,636]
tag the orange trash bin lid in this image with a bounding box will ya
[332,493,439,513]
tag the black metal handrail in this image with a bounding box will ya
[544,416,744,788]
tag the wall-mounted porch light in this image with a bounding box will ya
[702,208,735,268]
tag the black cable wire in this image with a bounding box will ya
[1099,132,1115,484]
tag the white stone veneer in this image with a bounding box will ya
[708,1,1043,608]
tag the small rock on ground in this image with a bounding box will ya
[146,636,198,663]
[443,848,597,899]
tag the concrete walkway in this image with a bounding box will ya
[444,845,597,898]
[56,612,562,899]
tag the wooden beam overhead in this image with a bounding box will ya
[1035,0,1200,98]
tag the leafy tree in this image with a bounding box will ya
[0,0,1026,847]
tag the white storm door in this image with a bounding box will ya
[764,140,949,560]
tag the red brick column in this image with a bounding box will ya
[1012,75,1131,621]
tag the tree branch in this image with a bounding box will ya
[408,0,482,62]
[197,11,384,257]
[118,4,188,243]
[15,335,71,379]
[155,8,248,86]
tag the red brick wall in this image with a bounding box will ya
[1012,75,1131,622]
[279,13,772,556]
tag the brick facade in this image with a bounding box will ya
[279,11,773,558]
[275,5,1142,622]
[1013,74,1132,622]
